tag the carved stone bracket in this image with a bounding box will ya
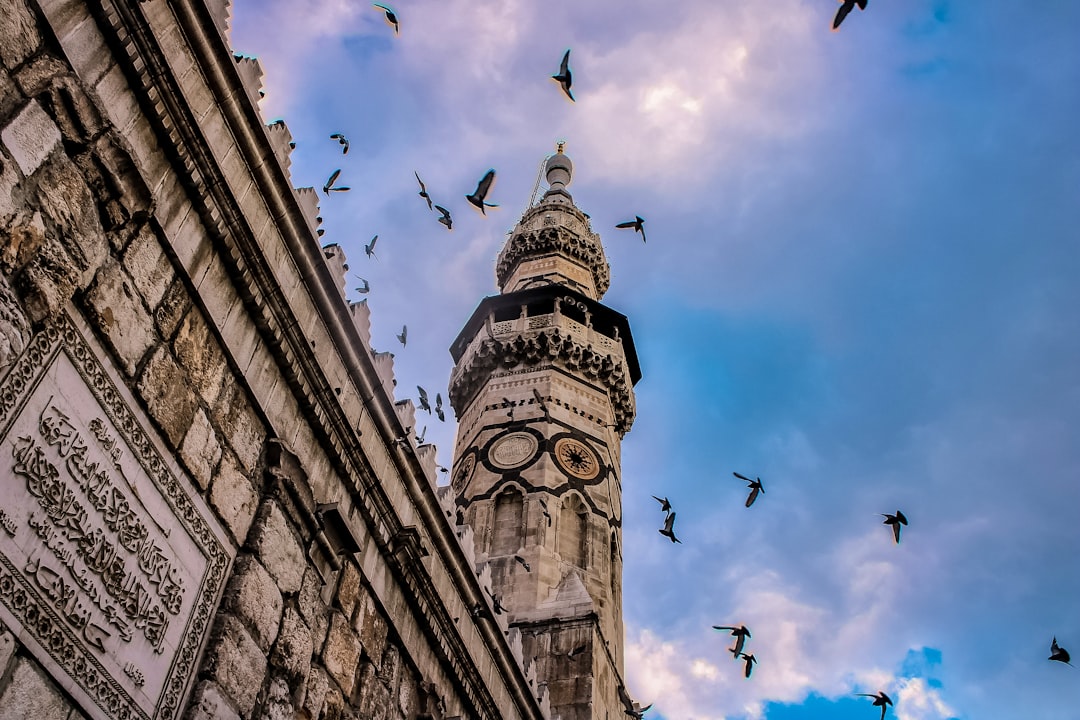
[496,226,611,297]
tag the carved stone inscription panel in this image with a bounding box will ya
[0,315,231,720]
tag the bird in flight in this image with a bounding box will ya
[538,497,552,526]
[396,325,408,346]
[552,49,574,102]
[857,691,893,720]
[501,397,516,421]
[733,472,764,507]
[881,510,908,544]
[323,168,350,195]
[373,3,399,34]
[713,625,751,657]
[365,235,378,260]
[414,425,426,444]
[652,496,672,513]
[625,703,653,718]
[833,0,868,30]
[738,652,757,678]
[435,204,453,230]
[435,393,445,422]
[330,133,349,154]
[1050,637,1073,666]
[659,511,681,543]
[414,171,433,210]
[514,554,531,572]
[354,276,370,294]
[466,169,499,214]
[615,216,647,243]
[532,387,548,416]
[417,386,431,414]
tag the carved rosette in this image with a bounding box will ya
[448,329,635,433]
[496,223,611,298]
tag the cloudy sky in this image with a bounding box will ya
[230,1,1079,717]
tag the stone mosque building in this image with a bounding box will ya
[0,1,642,719]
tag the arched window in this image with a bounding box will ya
[558,494,588,569]
[491,487,524,556]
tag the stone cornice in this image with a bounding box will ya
[84,2,543,717]
[449,329,636,434]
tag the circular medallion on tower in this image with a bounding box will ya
[489,432,540,470]
[453,452,476,493]
[553,437,601,481]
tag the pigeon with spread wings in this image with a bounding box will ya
[658,511,681,543]
[733,472,764,507]
[552,49,574,101]
[615,216,646,243]
[373,3,399,34]
[856,691,893,720]
[833,0,868,30]
[466,170,499,214]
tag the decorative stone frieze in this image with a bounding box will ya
[496,223,611,298]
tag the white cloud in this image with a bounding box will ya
[895,677,956,720]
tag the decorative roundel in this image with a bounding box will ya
[453,452,476,492]
[553,437,600,480]
[488,432,540,470]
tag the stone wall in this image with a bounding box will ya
[0,1,545,719]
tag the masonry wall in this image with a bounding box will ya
[0,1,545,719]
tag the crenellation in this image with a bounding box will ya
[232,53,264,110]
[264,118,293,175]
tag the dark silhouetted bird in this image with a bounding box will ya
[652,496,672,513]
[538,497,552,526]
[833,0,868,30]
[501,397,515,420]
[323,168,350,195]
[659,511,681,543]
[738,652,757,678]
[396,325,407,346]
[365,235,378,260]
[415,426,426,444]
[733,472,764,507]
[615,216,647,243]
[552,49,574,101]
[713,625,752,657]
[532,387,548,415]
[1050,637,1073,666]
[354,276,370,294]
[486,588,506,615]
[415,171,433,210]
[856,691,893,720]
[434,204,453,229]
[373,3,399,34]
[565,644,586,660]
[882,510,908,544]
[466,169,498,214]
[417,386,431,413]
[514,555,531,572]
[435,393,445,422]
[330,133,349,154]
[625,703,653,718]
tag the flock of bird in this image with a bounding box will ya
[298,3,1073,718]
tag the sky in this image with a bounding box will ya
[229,1,1080,718]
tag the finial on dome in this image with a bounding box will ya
[545,142,573,193]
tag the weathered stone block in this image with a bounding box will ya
[154,276,191,338]
[0,0,42,71]
[1,100,61,177]
[13,228,79,323]
[174,307,227,405]
[271,606,313,686]
[32,154,106,281]
[221,554,283,653]
[355,662,390,720]
[0,625,16,675]
[301,666,331,720]
[124,225,174,309]
[84,259,156,376]
[210,449,259,544]
[322,611,361,697]
[42,75,106,146]
[249,499,306,594]
[13,53,68,99]
[258,675,298,720]
[0,273,29,380]
[180,406,223,491]
[202,614,268,717]
[356,586,388,664]
[184,680,241,720]
[214,378,265,474]
[137,345,199,448]
[0,657,73,720]
[336,561,363,619]
[297,565,329,651]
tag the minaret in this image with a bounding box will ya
[448,146,641,719]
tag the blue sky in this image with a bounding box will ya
[230,1,1080,717]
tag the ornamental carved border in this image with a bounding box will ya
[449,329,635,433]
[0,314,230,720]
[496,227,611,297]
